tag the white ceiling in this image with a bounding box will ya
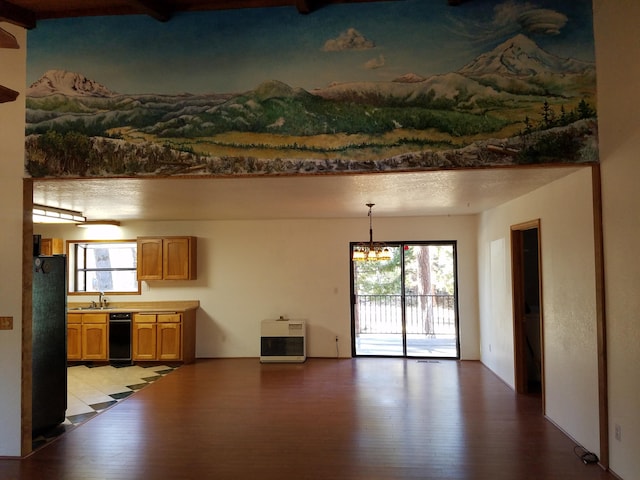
[32,166,585,222]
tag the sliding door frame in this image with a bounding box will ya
[350,240,460,359]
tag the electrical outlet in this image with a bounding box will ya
[335,335,339,342]
[615,424,622,441]
[0,317,13,330]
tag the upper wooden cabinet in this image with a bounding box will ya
[137,236,197,280]
[137,238,163,280]
[41,238,64,256]
[163,237,196,280]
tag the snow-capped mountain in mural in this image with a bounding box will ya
[25,34,598,177]
[317,33,594,103]
[26,34,595,105]
[28,70,115,97]
[458,33,593,76]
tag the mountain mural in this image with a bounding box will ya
[459,34,593,76]
[25,34,598,178]
[28,70,116,98]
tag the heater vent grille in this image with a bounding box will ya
[260,319,306,363]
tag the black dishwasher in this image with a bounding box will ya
[109,312,132,364]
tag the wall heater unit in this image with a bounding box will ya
[260,319,306,363]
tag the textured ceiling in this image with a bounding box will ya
[32,166,585,221]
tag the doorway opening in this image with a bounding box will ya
[350,242,459,358]
[511,221,544,398]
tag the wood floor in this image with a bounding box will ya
[2,358,618,480]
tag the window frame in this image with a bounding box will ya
[66,239,141,295]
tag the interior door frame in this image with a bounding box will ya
[510,220,544,406]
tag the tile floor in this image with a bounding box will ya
[33,363,178,450]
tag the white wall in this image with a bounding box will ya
[0,23,26,457]
[37,213,480,360]
[478,167,600,455]
[593,1,640,477]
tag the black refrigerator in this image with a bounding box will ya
[32,254,67,434]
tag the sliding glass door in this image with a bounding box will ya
[352,245,404,355]
[351,242,459,358]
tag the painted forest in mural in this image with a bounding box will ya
[25,2,598,178]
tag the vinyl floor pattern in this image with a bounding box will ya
[32,364,177,450]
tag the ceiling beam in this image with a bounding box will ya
[0,84,19,103]
[296,0,313,14]
[0,0,36,29]
[131,0,173,22]
[0,0,410,26]
[0,25,19,47]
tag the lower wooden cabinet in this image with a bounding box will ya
[68,307,196,364]
[83,323,108,360]
[67,313,108,361]
[133,322,157,360]
[158,322,181,361]
[67,322,82,361]
[133,313,183,361]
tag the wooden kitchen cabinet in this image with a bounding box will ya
[137,238,163,280]
[133,321,157,361]
[137,236,197,281]
[41,237,64,255]
[158,323,181,360]
[67,312,108,361]
[132,312,188,362]
[163,237,196,280]
[67,316,82,361]
[83,324,108,360]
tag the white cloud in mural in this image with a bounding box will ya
[449,1,569,47]
[493,1,567,36]
[517,9,567,35]
[492,1,534,28]
[322,28,375,51]
[364,55,385,70]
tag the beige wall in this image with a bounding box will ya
[0,23,26,456]
[475,1,640,476]
[594,0,640,477]
[37,214,480,359]
[477,167,600,454]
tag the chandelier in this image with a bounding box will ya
[352,203,392,261]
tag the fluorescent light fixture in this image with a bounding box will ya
[33,204,86,224]
[76,220,121,228]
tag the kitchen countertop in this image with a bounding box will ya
[67,300,200,313]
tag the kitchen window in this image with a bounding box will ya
[68,240,140,294]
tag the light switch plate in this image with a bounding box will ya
[0,317,13,330]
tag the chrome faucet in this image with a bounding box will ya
[98,291,106,308]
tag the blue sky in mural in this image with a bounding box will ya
[27,0,595,95]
